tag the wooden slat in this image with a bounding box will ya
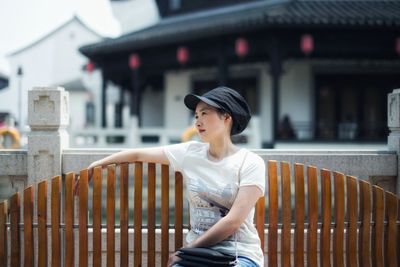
[255,196,265,252]
[23,186,34,267]
[175,172,183,250]
[107,164,116,267]
[359,180,372,267]
[147,163,156,267]
[161,164,170,267]
[306,166,318,267]
[384,192,398,267]
[280,161,291,267]
[398,198,400,267]
[345,176,358,267]
[10,193,20,267]
[120,163,129,267]
[0,201,7,267]
[268,160,278,267]
[294,163,305,267]
[333,172,345,267]
[37,181,48,267]
[92,167,102,267]
[79,169,89,267]
[134,162,143,267]
[51,176,61,267]
[320,169,331,267]
[64,173,75,267]
[372,185,384,267]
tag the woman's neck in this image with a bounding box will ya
[207,138,238,161]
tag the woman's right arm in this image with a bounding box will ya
[89,146,170,170]
[75,146,169,194]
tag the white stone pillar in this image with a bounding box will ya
[387,89,400,196]
[128,115,140,147]
[27,87,69,185]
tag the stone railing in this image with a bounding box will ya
[69,117,262,149]
[0,86,399,200]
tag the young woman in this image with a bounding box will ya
[79,86,265,267]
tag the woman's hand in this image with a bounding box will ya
[73,161,100,195]
[167,251,181,267]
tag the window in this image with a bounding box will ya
[315,73,398,141]
[85,102,95,127]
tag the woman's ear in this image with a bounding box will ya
[224,114,233,127]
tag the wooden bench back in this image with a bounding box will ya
[0,160,399,267]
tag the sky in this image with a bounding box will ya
[0,0,121,74]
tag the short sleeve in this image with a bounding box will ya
[239,152,266,195]
[163,141,194,172]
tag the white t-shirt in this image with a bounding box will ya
[164,141,265,266]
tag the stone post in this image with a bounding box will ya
[27,87,69,185]
[387,88,400,196]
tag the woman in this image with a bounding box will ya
[79,86,265,267]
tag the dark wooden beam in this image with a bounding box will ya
[130,69,141,125]
[115,87,124,128]
[101,70,108,128]
[217,41,228,86]
[268,37,283,143]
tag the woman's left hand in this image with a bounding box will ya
[167,251,181,267]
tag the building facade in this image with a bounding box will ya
[80,0,400,147]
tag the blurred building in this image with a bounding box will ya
[79,0,400,148]
[0,15,108,134]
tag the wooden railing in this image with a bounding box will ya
[0,160,399,267]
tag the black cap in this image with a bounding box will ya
[184,86,251,135]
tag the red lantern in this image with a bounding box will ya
[301,34,314,55]
[85,61,95,72]
[235,38,248,58]
[396,37,400,56]
[177,46,189,65]
[129,53,140,70]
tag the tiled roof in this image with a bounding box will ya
[80,0,400,57]
[267,0,400,25]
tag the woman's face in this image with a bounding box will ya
[194,101,231,142]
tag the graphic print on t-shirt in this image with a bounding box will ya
[188,177,237,236]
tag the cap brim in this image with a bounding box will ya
[184,94,223,111]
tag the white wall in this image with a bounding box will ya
[52,20,102,84]
[259,65,273,144]
[68,91,88,130]
[280,60,312,139]
[141,85,164,127]
[110,0,159,34]
[280,60,312,121]
[165,70,191,130]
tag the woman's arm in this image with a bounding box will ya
[186,185,263,248]
[75,146,169,194]
[88,146,170,169]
